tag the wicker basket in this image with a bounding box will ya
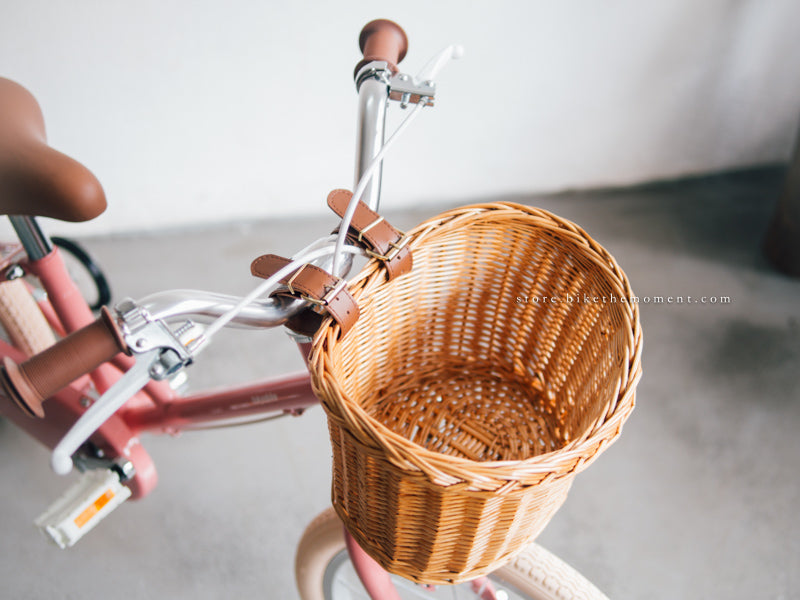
[309,202,643,584]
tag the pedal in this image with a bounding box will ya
[34,469,131,548]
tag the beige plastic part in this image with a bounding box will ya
[0,279,56,356]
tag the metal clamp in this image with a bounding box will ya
[389,73,435,108]
[355,60,392,88]
[114,299,194,378]
[355,60,436,108]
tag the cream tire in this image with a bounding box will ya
[295,508,609,600]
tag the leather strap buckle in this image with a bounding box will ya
[364,232,409,262]
[327,189,413,280]
[356,215,384,242]
[251,254,359,338]
[302,276,347,307]
[285,263,308,296]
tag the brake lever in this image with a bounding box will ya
[51,349,159,475]
[51,299,194,476]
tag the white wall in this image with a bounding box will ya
[2,0,799,236]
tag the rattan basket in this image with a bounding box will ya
[309,202,643,584]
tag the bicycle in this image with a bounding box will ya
[0,19,633,600]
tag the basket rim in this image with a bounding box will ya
[310,202,644,490]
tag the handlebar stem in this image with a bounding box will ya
[354,63,392,212]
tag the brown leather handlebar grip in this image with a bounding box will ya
[0,306,130,418]
[355,19,409,77]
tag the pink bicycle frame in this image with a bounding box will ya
[0,244,320,499]
[0,243,436,600]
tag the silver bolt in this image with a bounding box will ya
[115,299,137,315]
[5,265,24,280]
[149,364,165,379]
[115,460,135,481]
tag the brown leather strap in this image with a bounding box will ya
[251,254,359,338]
[327,189,413,280]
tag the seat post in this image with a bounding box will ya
[9,216,53,262]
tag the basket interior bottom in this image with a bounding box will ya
[362,366,568,462]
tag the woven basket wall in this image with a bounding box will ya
[309,202,643,584]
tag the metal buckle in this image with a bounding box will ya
[302,277,347,307]
[356,216,385,244]
[365,232,409,262]
[285,264,308,296]
[286,263,346,307]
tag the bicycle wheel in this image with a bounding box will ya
[295,508,609,600]
[51,237,111,310]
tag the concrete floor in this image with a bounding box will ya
[1,167,798,599]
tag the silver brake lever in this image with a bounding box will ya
[50,349,160,475]
[51,299,194,476]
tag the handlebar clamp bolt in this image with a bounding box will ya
[149,349,187,381]
[149,362,166,380]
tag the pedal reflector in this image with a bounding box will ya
[35,469,131,548]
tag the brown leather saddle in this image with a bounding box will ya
[0,77,106,222]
